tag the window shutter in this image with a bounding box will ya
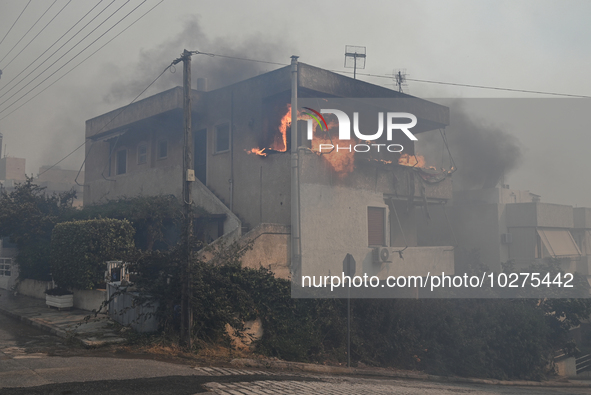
[368,207,385,246]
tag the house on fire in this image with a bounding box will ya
[84,62,454,284]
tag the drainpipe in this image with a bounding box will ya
[290,56,301,277]
[230,90,234,212]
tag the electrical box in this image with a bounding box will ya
[186,169,195,182]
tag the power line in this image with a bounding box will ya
[331,70,591,99]
[0,0,163,122]
[0,1,145,114]
[0,0,120,104]
[174,51,591,98]
[0,0,32,49]
[2,0,73,70]
[42,60,173,178]
[0,0,59,65]
[0,0,106,97]
[36,6,169,180]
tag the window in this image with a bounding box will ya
[157,140,168,159]
[215,123,230,153]
[137,143,147,164]
[368,207,386,246]
[116,149,127,175]
[0,259,12,277]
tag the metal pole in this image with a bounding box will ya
[347,286,351,368]
[180,49,193,349]
[290,56,301,278]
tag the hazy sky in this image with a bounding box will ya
[0,0,590,206]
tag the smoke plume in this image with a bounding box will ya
[103,17,295,104]
[419,101,523,190]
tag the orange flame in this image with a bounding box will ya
[398,154,426,168]
[246,147,267,157]
[273,104,290,152]
[307,118,355,176]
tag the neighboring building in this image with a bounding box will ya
[419,186,591,288]
[36,165,84,207]
[0,156,26,189]
[0,153,82,289]
[84,62,455,281]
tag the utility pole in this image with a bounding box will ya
[290,56,301,279]
[176,49,195,349]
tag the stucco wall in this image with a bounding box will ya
[507,203,574,228]
[239,224,290,279]
[299,182,453,279]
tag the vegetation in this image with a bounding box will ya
[2,181,591,380]
[0,178,75,280]
[50,218,136,290]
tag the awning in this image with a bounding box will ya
[537,229,581,258]
[90,128,128,142]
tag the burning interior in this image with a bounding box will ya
[246,96,445,178]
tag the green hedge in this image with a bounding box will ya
[50,218,135,290]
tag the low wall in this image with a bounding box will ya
[555,356,577,377]
[74,288,107,312]
[17,279,51,299]
[17,279,107,312]
[107,283,158,333]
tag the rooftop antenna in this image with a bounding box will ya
[344,45,366,79]
[393,69,408,93]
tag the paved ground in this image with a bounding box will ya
[0,288,125,347]
[2,288,591,394]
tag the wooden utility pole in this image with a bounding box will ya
[179,49,194,349]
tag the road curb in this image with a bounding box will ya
[0,304,74,339]
[0,304,124,348]
[230,358,591,388]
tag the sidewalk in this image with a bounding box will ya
[0,288,125,347]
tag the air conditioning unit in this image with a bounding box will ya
[501,233,513,244]
[372,247,392,264]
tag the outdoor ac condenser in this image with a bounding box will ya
[372,247,391,264]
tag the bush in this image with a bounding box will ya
[50,218,135,290]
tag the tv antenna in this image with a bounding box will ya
[344,45,366,79]
[393,69,408,93]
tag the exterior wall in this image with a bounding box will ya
[192,66,292,230]
[454,188,538,205]
[506,203,574,228]
[239,224,291,279]
[574,207,591,229]
[84,109,185,205]
[299,182,453,279]
[0,157,26,181]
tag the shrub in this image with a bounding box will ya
[50,218,135,290]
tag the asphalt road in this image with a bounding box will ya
[2,313,591,395]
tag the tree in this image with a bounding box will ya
[0,178,75,280]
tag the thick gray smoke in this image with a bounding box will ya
[103,17,294,104]
[418,101,523,190]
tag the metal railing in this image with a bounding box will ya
[576,353,591,374]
